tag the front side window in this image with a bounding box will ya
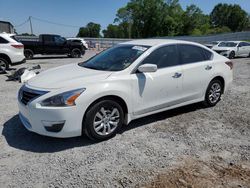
[79,45,149,71]
[54,36,65,44]
[178,44,207,64]
[141,45,180,68]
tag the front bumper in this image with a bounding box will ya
[18,99,84,138]
[215,50,230,57]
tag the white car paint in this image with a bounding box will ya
[212,41,250,58]
[67,37,88,49]
[0,33,25,63]
[18,39,233,138]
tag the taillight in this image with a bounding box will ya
[11,44,24,49]
[225,61,233,70]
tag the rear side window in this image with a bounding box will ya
[202,48,213,60]
[141,45,180,68]
[178,44,210,64]
[0,36,9,44]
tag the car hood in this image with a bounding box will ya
[212,47,233,51]
[27,63,112,89]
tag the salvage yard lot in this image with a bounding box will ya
[0,51,250,187]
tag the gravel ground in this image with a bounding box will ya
[0,52,250,188]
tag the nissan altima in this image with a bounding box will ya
[18,39,233,141]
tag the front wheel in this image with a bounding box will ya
[229,51,235,59]
[203,80,223,107]
[0,58,9,74]
[83,100,124,141]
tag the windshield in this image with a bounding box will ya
[79,45,150,71]
[218,42,237,47]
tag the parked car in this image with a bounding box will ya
[21,34,85,59]
[67,37,88,50]
[204,41,222,49]
[0,33,25,73]
[212,41,250,59]
[18,39,233,141]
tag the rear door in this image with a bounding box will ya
[178,44,214,101]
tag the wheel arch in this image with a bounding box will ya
[81,95,129,133]
[210,76,225,93]
[0,53,11,64]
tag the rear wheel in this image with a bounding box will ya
[229,51,235,59]
[83,100,124,141]
[0,58,9,74]
[71,48,82,58]
[24,49,34,59]
[203,79,223,107]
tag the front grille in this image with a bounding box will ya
[215,50,227,54]
[19,86,48,105]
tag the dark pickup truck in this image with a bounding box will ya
[21,34,85,59]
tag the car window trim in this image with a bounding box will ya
[131,44,181,74]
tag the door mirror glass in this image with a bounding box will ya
[138,64,157,73]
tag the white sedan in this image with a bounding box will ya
[212,41,250,59]
[18,39,233,141]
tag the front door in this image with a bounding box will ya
[131,45,182,116]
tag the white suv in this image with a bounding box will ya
[18,39,233,141]
[0,33,25,73]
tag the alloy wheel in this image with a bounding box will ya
[208,83,221,104]
[0,60,7,73]
[93,107,120,136]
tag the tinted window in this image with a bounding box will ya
[179,44,207,64]
[0,37,9,44]
[43,35,53,42]
[242,42,250,47]
[141,45,179,68]
[202,48,213,60]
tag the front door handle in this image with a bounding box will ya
[205,65,212,70]
[172,72,182,78]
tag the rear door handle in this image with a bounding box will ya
[205,65,212,70]
[172,72,182,78]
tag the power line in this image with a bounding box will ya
[14,18,29,27]
[31,16,81,28]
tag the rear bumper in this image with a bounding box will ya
[11,58,26,65]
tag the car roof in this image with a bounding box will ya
[121,39,202,47]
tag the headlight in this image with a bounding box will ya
[40,88,85,107]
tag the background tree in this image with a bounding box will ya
[210,3,249,32]
[77,22,101,37]
[182,5,210,35]
[103,24,124,38]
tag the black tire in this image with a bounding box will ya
[71,48,82,58]
[203,79,223,107]
[229,51,235,59]
[0,58,9,74]
[83,100,124,141]
[24,49,34,59]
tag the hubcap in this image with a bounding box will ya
[208,83,221,104]
[93,107,120,136]
[0,60,6,72]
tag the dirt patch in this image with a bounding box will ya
[144,158,250,188]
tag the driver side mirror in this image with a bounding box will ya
[138,64,157,73]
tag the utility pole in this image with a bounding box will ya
[29,16,33,35]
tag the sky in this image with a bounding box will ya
[0,0,249,37]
